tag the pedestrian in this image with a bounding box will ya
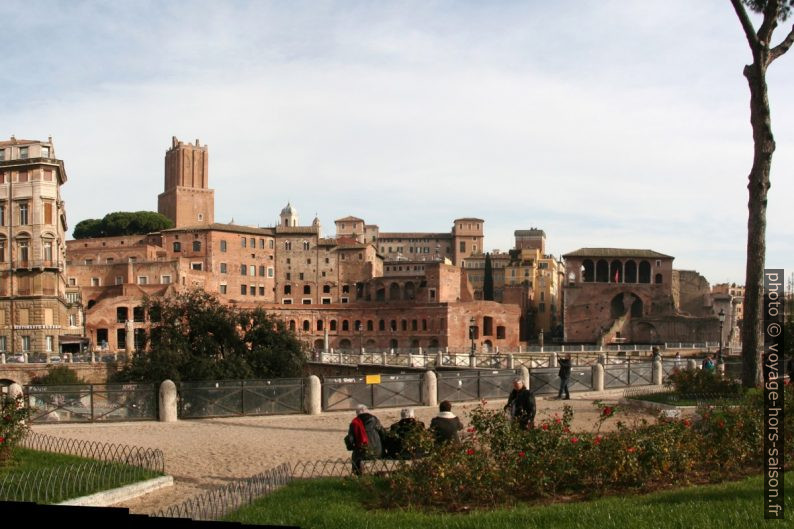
[344,404,386,475]
[504,378,536,430]
[430,400,463,445]
[385,407,426,459]
[674,352,682,371]
[558,353,572,400]
[702,354,715,373]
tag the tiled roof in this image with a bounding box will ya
[274,226,319,235]
[162,223,275,236]
[563,248,673,259]
[335,216,365,222]
[378,232,452,240]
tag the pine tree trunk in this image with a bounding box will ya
[741,61,774,388]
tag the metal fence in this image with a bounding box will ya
[603,360,653,388]
[25,383,158,423]
[178,378,305,419]
[529,367,593,395]
[21,431,165,473]
[437,369,519,402]
[322,373,423,411]
[156,458,401,521]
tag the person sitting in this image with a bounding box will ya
[345,404,386,475]
[430,400,463,445]
[385,407,426,459]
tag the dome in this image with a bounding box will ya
[312,216,321,226]
[280,202,297,216]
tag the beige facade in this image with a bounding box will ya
[0,137,70,358]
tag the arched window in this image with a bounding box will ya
[390,320,397,331]
[404,282,415,300]
[379,320,385,331]
[330,320,337,331]
[582,260,595,282]
[303,320,310,331]
[173,241,181,252]
[639,261,651,283]
[289,320,296,331]
[625,260,637,283]
[367,320,374,331]
[596,260,609,282]
[655,273,663,284]
[342,320,349,331]
[317,320,324,331]
[303,285,311,295]
[339,339,352,350]
[389,282,401,301]
[323,284,331,294]
[610,260,622,283]
[17,238,30,263]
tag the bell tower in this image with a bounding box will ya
[157,136,214,227]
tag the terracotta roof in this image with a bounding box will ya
[453,217,485,222]
[563,248,674,259]
[317,238,338,246]
[515,229,545,237]
[335,216,365,222]
[162,223,275,236]
[0,138,39,146]
[378,232,452,240]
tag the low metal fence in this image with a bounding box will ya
[21,431,165,473]
[156,459,401,521]
[437,369,519,402]
[178,378,305,419]
[529,367,592,395]
[322,373,423,411]
[25,383,158,423]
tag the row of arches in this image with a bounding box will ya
[581,259,662,284]
[314,337,442,351]
[289,317,440,333]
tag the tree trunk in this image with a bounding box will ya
[741,61,774,388]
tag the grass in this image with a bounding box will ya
[224,472,793,529]
[0,448,163,503]
[629,392,744,407]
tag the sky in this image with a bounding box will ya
[1,0,792,285]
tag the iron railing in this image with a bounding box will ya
[178,378,305,419]
[25,383,158,423]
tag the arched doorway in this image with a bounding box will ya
[339,339,352,350]
[596,260,609,282]
[389,283,401,300]
[582,260,594,282]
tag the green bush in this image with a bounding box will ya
[30,365,85,385]
[666,367,742,396]
[0,396,31,465]
[376,385,792,511]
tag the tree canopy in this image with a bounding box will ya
[112,290,307,383]
[73,211,174,239]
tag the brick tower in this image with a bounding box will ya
[157,137,214,228]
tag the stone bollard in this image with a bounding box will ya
[508,354,515,369]
[598,353,607,365]
[652,359,663,385]
[8,383,24,401]
[158,380,178,422]
[381,352,388,365]
[718,363,726,377]
[593,363,605,392]
[469,354,477,368]
[687,359,698,371]
[436,351,443,368]
[520,366,530,389]
[549,352,558,368]
[306,375,322,415]
[422,371,438,408]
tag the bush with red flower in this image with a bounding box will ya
[0,395,31,465]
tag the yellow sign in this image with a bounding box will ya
[365,375,382,385]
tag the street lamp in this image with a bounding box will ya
[718,308,726,365]
[469,317,476,355]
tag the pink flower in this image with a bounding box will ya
[0,437,4,444]
[683,419,692,428]
[602,406,614,417]
[541,424,549,431]
[467,427,476,433]
[554,417,561,424]
[627,447,636,453]
[570,437,579,444]
[717,420,725,429]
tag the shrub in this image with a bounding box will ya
[30,365,85,385]
[0,395,31,465]
[666,367,742,396]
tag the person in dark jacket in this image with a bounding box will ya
[504,378,536,429]
[346,404,386,475]
[430,400,463,445]
[558,353,572,400]
[385,407,426,459]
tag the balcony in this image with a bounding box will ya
[12,260,60,271]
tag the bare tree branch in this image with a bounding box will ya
[770,24,794,62]
[731,0,761,51]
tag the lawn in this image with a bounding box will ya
[0,448,164,503]
[224,472,792,529]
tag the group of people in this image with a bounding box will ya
[345,376,541,474]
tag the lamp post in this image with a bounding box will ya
[356,321,363,353]
[469,317,476,355]
[718,308,726,365]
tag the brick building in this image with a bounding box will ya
[65,138,520,354]
[0,137,72,359]
[562,248,721,344]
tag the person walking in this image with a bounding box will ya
[345,404,386,475]
[430,400,463,445]
[702,354,716,373]
[558,353,572,400]
[504,378,536,429]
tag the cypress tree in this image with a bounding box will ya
[483,252,494,301]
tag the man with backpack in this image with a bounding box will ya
[345,404,386,475]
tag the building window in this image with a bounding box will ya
[241,237,247,248]
[43,240,53,262]
[193,241,201,252]
[191,262,202,271]
[259,239,264,249]
[16,239,29,262]
[21,336,30,351]
[269,240,274,249]
[341,297,349,304]
[115,276,123,285]
[304,285,311,295]
[250,237,255,247]
[322,298,331,304]
[249,265,255,276]
[219,284,227,294]
[268,267,274,277]
[173,242,181,252]
[299,272,304,280]
[19,147,28,159]
[303,241,310,250]
[259,265,265,276]
[0,204,4,226]
[241,264,247,276]
[302,299,311,305]
[220,240,227,252]
[282,298,292,304]
[220,263,227,273]
[138,276,148,285]
[68,314,77,327]
[250,284,256,296]
[285,241,292,251]
[19,203,28,225]
[284,285,292,295]
[45,336,54,352]
[241,285,247,295]
[161,275,172,284]
[259,286,265,296]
